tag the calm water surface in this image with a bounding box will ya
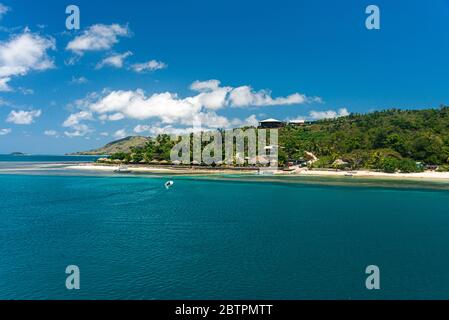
[1,169,449,299]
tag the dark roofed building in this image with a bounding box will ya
[258,118,285,129]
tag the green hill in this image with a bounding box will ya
[279,106,449,171]
[73,107,449,172]
[71,136,150,155]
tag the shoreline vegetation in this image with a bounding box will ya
[68,107,449,181]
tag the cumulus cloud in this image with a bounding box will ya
[96,51,132,69]
[190,80,221,92]
[98,112,125,121]
[0,30,55,91]
[64,80,320,135]
[237,114,260,127]
[133,124,201,137]
[190,80,318,109]
[64,124,92,137]
[62,111,93,137]
[131,59,167,72]
[229,86,307,107]
[6,109,41,125]
[88,89,201,124]
[66,24,130,55]
[0,128,11,135]
[0,77,11,91]
[113,129,127,139]
[63,110,93,127]
[309,108,350,120]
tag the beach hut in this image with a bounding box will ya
[191,160,200,166]
[172,160,181,165]
[149,160,159,165]
[160,160,169,165]
[332,159,350,170]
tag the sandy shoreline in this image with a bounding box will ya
[64,163,449,181]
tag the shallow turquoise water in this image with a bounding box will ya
[1,173,449,299]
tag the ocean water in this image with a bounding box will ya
[1,170,449,300]
[0,154,102,162]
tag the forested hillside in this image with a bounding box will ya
[87,107,449,173]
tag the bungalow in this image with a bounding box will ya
[258,118,285,129]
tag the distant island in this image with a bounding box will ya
[10,152,26,156]
[71,107,449,174]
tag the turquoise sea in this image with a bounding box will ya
[1,156,449,299]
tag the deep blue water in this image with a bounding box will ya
[1,172,449,299]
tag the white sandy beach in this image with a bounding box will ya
[64,163,449,181]
[292,168,449,180]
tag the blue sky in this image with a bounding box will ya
[0,0,448,154]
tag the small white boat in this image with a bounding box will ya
[164,180,174,189]
[114,165,131,173]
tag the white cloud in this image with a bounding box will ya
[131,59,167,72]
[0,77,11,91]
[194,87,231,110]
[0,128,11,135]
[113,129,127,139]
[98,112,125,121]
[0,31,55,91]
[190,80,317,109]
[64,124,92,137]
[65,80,320,134]
[133,124,201,137]
[6,109,41,125]
[187,112,231,128]
[241,114,259,127]
[70,76,88,84]
[229,86,307,107]
[44,129,58,136]
[190,80,221,92]
[0,3,10,19]
[309,108,350,120]
[100,132,109,136]
[88,89,201,124]
[96,51,132,69]
[66,24,130,54]
[63,110,92,127]
[62,111,93,137]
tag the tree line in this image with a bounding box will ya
[107,106,449,173]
